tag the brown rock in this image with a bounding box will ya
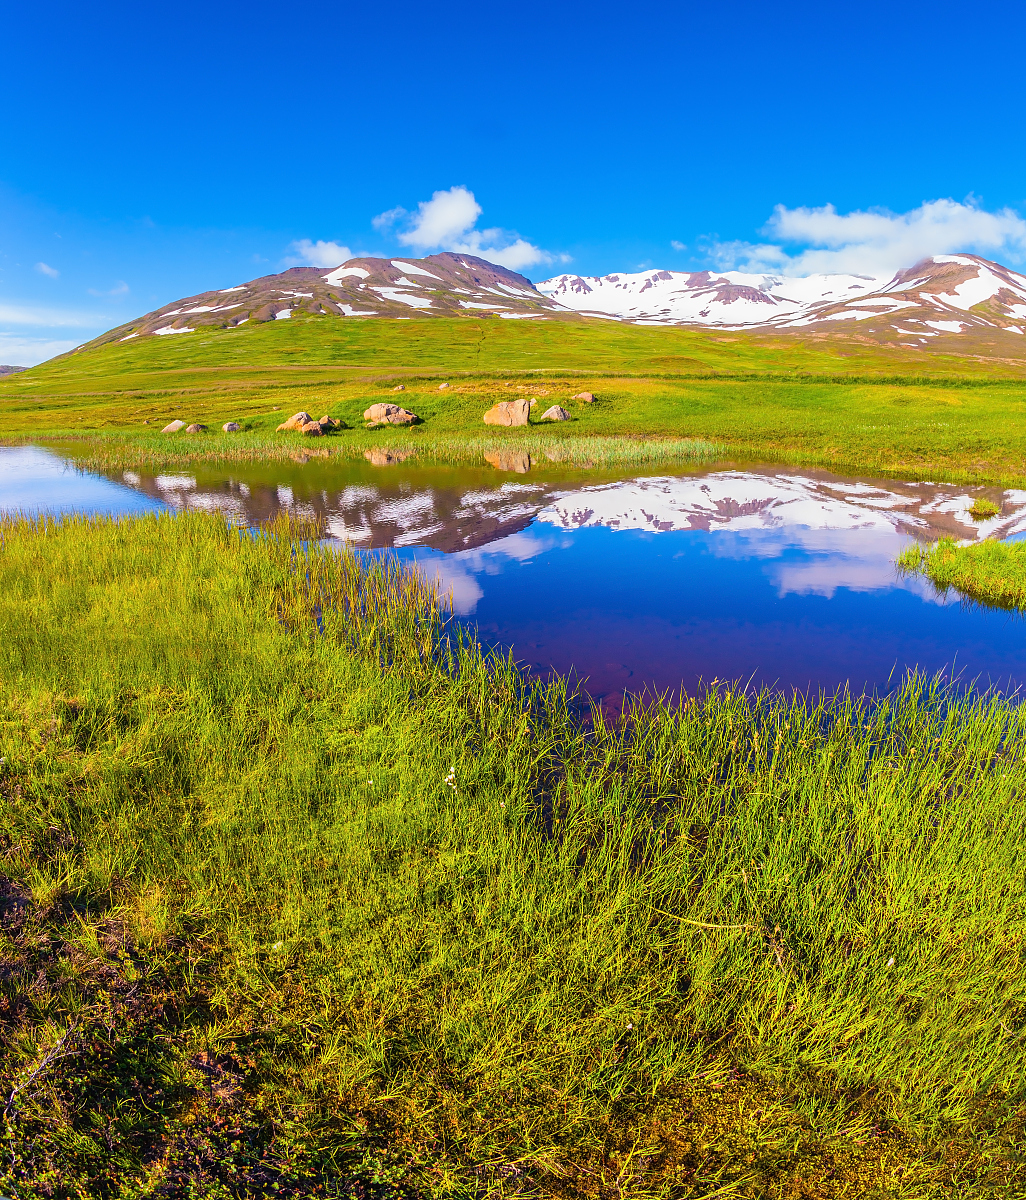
[185,423,208,434]
[161,420,186,433]
[363,403,418,426]
[318,415,341,430]
[438,382,449,390]
[364,403,398,422]
[301,421,324,436]
[482,399,530,427]
[222,421,242,432]
[392,384,406,391]
[573,391,595,402]
[538,405,571,422]
[279,411,314,431]
[364,448,416,466]
[485,450,532,474]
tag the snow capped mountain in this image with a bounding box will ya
[93,253,562,345]
[87,250,1026,356]
[537,254,1026,343]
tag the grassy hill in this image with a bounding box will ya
[4,316,1026,483]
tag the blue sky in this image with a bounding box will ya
[3,0,1026,364]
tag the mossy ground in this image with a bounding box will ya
[3,513,1026,1196]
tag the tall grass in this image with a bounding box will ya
[2,512,1026,1195]
[34,430,726,474]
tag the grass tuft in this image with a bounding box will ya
[898,536,1026,610]
[968,497,1001,520]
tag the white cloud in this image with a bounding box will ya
[286,239,352,268]
[0,333,82,367]
[371,206,406,232]
[706,199,1026,277]
[87,281,130,298]
[374,186,567,273]
[671,240,686,251]
[35,262,59,278]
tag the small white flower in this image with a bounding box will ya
[272,941,284,951]
[886,957,895,968]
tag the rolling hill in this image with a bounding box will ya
[92,253,562,346]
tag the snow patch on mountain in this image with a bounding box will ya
[537,255,1026,336]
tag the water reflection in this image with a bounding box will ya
[4,445,1025,700]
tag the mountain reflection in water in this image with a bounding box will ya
[4,445,1025,702]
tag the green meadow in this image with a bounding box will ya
[3,316,1026,483]
[5,318,1026,1195]
[4,511,1026,1198]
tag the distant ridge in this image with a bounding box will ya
[0,365,27,376]
[80,251,1026,360]
[538,255,1026,350]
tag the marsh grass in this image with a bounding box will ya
[34,430,726,474]
[3,513,1026,1195]
[899,536,1026,610]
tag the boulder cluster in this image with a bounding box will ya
[481,391,594,426]
[275,412,343,436]
[157,387,594,437]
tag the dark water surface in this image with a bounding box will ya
[4,443,1026,702]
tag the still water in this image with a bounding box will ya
[3,444,1024,701]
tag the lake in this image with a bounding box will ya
[3,443,1024,703]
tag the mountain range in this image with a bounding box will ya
[86,251,1026,356]
[538,255,1026,348]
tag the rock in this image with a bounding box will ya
[482,399,531,427]
[438,382,449,390]
[573,391,595,402]
[364,403,397,422]
[364,448,416,466]
[529,399,537,406]
[485,450,532,474]
[392,384,406,392]
[279,411,314,431]
[301,421,324,436]
[222,421,242,432]
[363,403,418,426]
[539,405,571,422]
[185,423,208,433]
[161,420,186,433]
[318,415,341,430]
